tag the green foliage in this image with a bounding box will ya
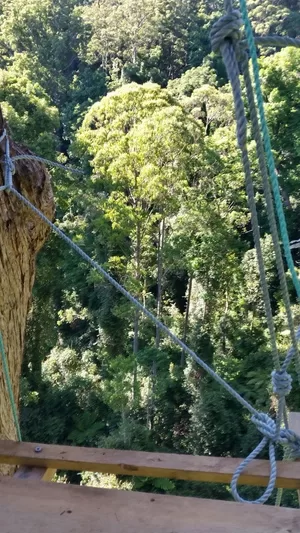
[0,62,59,156]
[0,0,300,507]
[0,0,86,103]
[67,412,105,445]
[81,0,203,86]
[132,476,175,493]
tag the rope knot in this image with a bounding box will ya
[271,369,292,397]
[251,412,276,441]
[210,10,243,53]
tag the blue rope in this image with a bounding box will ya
[238,0,300,301]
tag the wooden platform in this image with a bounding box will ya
[2,438,300,532]
[2,439,300,488]
[1,475,300,533]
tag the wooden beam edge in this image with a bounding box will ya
[1,440,300,489]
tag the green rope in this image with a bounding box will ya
[238,0,300,301]
[0,332,22,441]
[241,56,300,380]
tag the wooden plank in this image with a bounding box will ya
[1,440,300,489]
[14,466,56,481]
[0,476,299,533]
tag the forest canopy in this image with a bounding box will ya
[1,0,300,504]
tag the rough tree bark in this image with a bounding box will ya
[0,108,54,455]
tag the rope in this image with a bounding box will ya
[230,326,300,504]
[9,187,258,416]
[210,2,300,503]
[0,129,6,144]
[211,8,280,381]
[0,150,265,424]
[0,129,7,191]
[238,0,300,301]
[0,332,22,441]
[10,154,86,176]
[241,56,300,379]
[241,35,300,49]
[0,135,86,178]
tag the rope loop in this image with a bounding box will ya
[210,10,243,53]
[232,417,300,503]
[231,437,277,504]
[272,369,292,397]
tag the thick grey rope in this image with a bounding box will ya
[0,129,7,191]
[241,35,300,49]
[212,12,280,373]
[210,7,300,503]
[231,329,300,504]
[1,134,13,191]
[241,54,300,380]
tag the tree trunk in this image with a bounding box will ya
[0,110,54,455]
[155,218,165,349]
[147,219,166,430]
[133,220,141,401]
[181,276,193,367]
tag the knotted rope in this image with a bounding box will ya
[211,1,300,504]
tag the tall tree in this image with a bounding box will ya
[82,0,202,85]
[0,0,85,104]
[0,108,54,449]
[76,83,207,422]
[260,48,300,245]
